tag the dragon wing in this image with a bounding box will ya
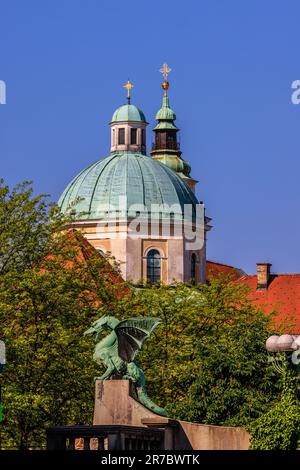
[115,317,161,362]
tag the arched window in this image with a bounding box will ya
[191,253,197,284]
[147,249,161,285]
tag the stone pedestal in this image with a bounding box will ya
[93,380,162,426]
[92,379,250,450]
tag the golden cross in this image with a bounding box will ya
[159,63,171,81]
[123,80,134,100]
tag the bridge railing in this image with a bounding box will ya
[46,425,164,450]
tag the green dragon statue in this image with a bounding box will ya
[84,315,167,417]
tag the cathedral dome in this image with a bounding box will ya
[111,104,146,123]
[58,152,199,221]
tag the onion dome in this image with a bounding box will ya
[151,63,197,191]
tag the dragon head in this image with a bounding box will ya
[84,316,120,340]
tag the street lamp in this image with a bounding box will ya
[266,334,300,377]
[266,335,300,353]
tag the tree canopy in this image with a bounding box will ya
[0,180,127,449]
[0,179,286,449]
[249,361,300,450]
[112,280,281,426]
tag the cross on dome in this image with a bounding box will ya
[123,79,134,103]
[159,63,171,96]
[159,63,171,81]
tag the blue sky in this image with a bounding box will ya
[1,0,300,274]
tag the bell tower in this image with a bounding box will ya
[151,64,197,192]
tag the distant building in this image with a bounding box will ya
[59,66,211,285]
[207,261,300,333]
[58,66,299,332]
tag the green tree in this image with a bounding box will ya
[249,358,300,450]
[113,279,281,427]
[0,180,127,449]
[0,179,284,448]
[0,180,61,274]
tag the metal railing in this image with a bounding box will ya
[151,142,180,151]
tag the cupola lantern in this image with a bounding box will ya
[110,81,148,155]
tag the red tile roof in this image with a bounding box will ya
[69,229,129,297]
[239,274,300,334]
[45,229,129,300]
[207,261,300,333]
[206,260,246,281]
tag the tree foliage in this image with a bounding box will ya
[0,179,284,449]
[0,180,127,449]
[249,360,300,450]
[0,180,61,274]
[112,279,281,426]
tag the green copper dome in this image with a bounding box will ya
[58,152,199,220]
[111,104,146,123]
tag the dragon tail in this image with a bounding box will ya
[136,385,168,417]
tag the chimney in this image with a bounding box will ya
[256,263,272,290]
